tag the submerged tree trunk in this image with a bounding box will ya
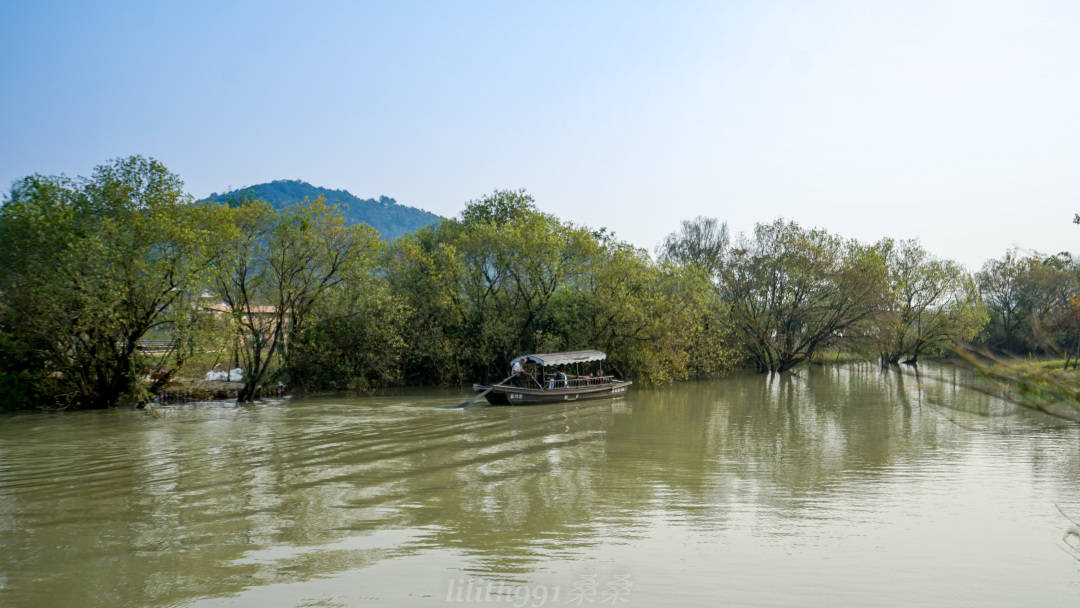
[237,381,259,403]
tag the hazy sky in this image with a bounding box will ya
[2,0,1077,270]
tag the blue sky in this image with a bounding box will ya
[1,0,1078,270]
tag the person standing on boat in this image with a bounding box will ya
[511,358,530,387]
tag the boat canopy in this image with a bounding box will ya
[511,350,606,368]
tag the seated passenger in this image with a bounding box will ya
[555,366,568,388]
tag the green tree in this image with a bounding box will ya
[283,274,408,393]
[386,190,596,383]
[658,215,729,278]
[549,243,736,383]
[0,156,217,409]
[383,223,469,384]
[1022,253,1080,354]
[953,218,1080,422]
[719,219,888,373]
[871,239,987,365]
[976,250,1079,354]
[213,196,381,402]
[976,250,1029,351]
[386,190,738,385]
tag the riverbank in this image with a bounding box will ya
[136,352,1080,408]
[152,377,285,405]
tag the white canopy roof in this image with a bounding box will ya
[511,350,607,367]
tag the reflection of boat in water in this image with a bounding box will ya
[472,350,632,406]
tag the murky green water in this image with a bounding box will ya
[1,363,1079,607]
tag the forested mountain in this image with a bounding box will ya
[204,179,442,240]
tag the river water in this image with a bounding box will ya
[1,363,1079,607]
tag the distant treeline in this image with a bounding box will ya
[0,156,1076,410]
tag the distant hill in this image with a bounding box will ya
[203,180,443,241]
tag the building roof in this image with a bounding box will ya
[204,303,279,315]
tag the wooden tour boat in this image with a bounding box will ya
[471,350,632,406]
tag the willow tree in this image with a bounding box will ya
[657,216,729,278]
[0,156,217,409]
[213,196,381,402]
[382,223,467,384]
[872,239,987,365]
[549,241,737,383]
[386,190,596,383]
[719,219,888,373]
[977,250,1080,354]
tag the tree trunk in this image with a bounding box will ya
[238,381,259,402]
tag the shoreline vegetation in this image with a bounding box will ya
[2,156,1079,414]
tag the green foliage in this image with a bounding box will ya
[13,155,1075,410]
[976,250,1080,355]
[0,330,36,411]
[213,195,384,402]
[385,190,738,385]
[657,216,729,278]
[0,156,218,409]
[719,219,889,373]
[956,348,1080,422]
[386,190,591,383]
[283,278,408,393]
[868,239,987,364]
[547,245,736,383]
[458,188,536,225]
[952,220,1080,421]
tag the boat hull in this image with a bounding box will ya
[472,380,632,406]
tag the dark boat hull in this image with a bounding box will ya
[472,380,632,405]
